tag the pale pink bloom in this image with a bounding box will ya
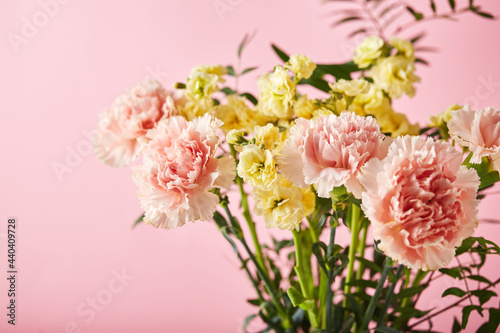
[448,106,500,171]
[133,114,235,229]
[93,79,170,167]
[277,112,389,198]
[358,136,480,270]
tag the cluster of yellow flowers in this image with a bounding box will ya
[227,122,314,231]
[171,37,422,230]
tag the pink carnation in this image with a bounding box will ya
[93,79,171,167]
[358,136,480,270]
[448,106,500,171]
[277,112,389,198]
[132,114,235,229]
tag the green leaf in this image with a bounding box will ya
[430,0,437,13]
[406,6,424,20]
[271,44,290,62]
[467,275,492,284]
[331,16,362,28]
[410,32,427,44]
[132,213,145,228]
[287,286,307,306]
[247,298,261,306]
[212,211,228,229]
[462,305,483,329]
[241,66,258,75]
[464,154,500,189]
[378,3,401,18]
[226,65,236,76]
[346,279,378,289]
[344,294,362,326]
[448,0,456,11]
[291,308,305,325]
[316,212,333,230]
[474,236,500,253]
[316,61,360,80]
[258,309,282,331]
[375,327,401,333]
[272,238,294,254]
[453,317,462,333]
[470,289,497,305]
[237,34,248,58]
[243,314,257,332]
[240,92,258,105]
[395,285,427,299]
[356,256,383,275]
[456,237,476,255]
[298,76,331,93]
[312,241,329,273]
[415,58,429,65]
[237,32,256,58]
[473,10,495,19]
[439,267,463,280]
[348,28,367,38]
[220,87,236,95]
[487,308,500,333]
[442,287,467,298]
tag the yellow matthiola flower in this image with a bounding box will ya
[258,66,296,118]
[254,123,280,151]
[293,95,319,119]
[370,55,420,99]
[237,144,276,189]
[390,37,415,59]
[353,36,385,69]
[253,175,307,231]
[215,95,259,134]
[330,78,370,97]
[286,54,317,80]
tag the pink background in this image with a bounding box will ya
[2,0,500,332]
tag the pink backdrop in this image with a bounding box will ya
[2,0,500,332]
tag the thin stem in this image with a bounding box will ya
[292,229,304,268]
[377,264,404,327]
[343,204,361,309]
[413,270,434,307]
[408,278,500,330]
[292,228,318,329]
[216,214,265,303]
[393,269,428,330]
[355,222,368,292]
[456,256,474,307]
[221,203,290,328]
[229,145,267,273]
[325,225,337,333]
[359,0,386,39]
[393,7,470,35]
[361,259,393,331]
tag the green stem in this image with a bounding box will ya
[343,204,361,309]
[360,259,393,331]
[355,221,368,291]
[292,229,304,269]
[230,145,267,271]
[325,225,337,332]
[292,228,318,328]
[408,277,500,330]
[393,269,428,330]
[218,227,265,303]
[221,203,290,328]
[377,264,404,327]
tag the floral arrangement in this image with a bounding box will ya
[93,2,500,332]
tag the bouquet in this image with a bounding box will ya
[92,1,500,331]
